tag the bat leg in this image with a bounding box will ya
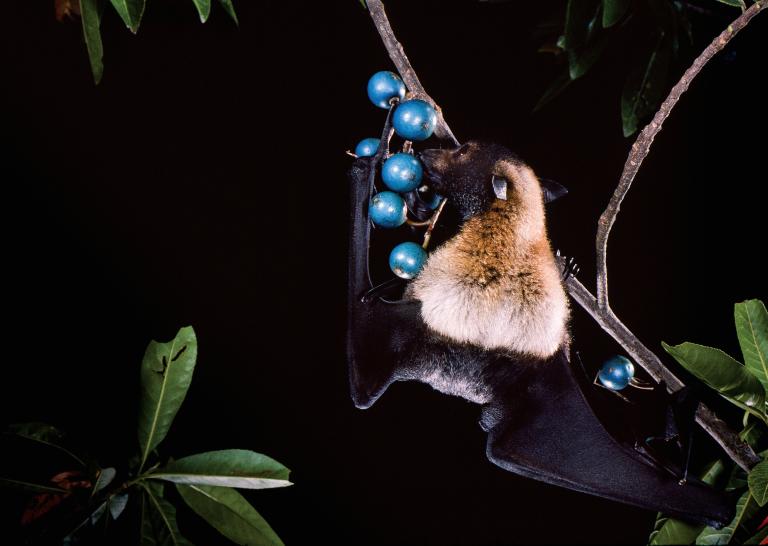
[670,387,699,483]
[632,383,699,482]
[485,350,733,528]
[556,251,579,281]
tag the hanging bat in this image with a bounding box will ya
[346,141,732,527]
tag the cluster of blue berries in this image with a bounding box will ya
[354,71,440,280]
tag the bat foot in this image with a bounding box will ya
[556,251,579,281]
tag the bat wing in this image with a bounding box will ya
[484,350,733,528]
[347,158,425,409]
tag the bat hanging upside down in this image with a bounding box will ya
[346,141,732,527]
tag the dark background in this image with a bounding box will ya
[1,1,766,544]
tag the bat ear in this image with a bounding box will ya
[540,178,568,203]
[491,175,508,200]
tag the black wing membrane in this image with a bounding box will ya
[484,350,732,527]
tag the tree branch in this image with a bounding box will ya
[364,0,764,471]
[366,0,459,146]
[596,0,766,310]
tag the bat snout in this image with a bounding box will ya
[418,149,445,188]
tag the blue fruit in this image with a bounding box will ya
[389,242,427,279]
[355,138,380,158]
[392,99,437,141]
[382,153,423,193]
[369,191,407,229]
[367,71,406,109]
[598,356,635,391]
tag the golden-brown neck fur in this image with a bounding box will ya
[409,159,569,358]
[457,160,546,285]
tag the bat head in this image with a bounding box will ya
[419,141,515,220]
[420,141,568,221]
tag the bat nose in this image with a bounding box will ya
[418,149,443,178]
[418,149,441,163]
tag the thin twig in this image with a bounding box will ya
[364,0,764,470]
[366,0,460,146]
[596,0,766,310]
[422,198,447,250]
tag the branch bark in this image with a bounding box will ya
[596,0,766,310]
[366,0,459,146]
[364,0,764,471]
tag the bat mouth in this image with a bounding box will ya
[418,150,444,190]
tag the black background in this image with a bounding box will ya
[1,1,766,544]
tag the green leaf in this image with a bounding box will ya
[5,422,85,467]
[662,342,767,423]
[745,524,768,545]
[109,492,129,520]
[0,477,69,495]
[63,500,111,542]
[648,460,725,545]
[727,464,748,493]
[191,0,212,23]
[92,467,116,497]
[715,0,746,9]
[137,327,198,473]
[649,516,702,545]
[6,422,64,443]
[565,0,600,51]
[701,460,727,486]
[602,0,630,27]
[568,37,608,80]
[108,0,145,33]
[359,0,367,8]
[740,415,764,447]
[533,71,573,112]
[147,449,292,489]
[177,484,284,546]
[217,0,238,25]
[79,0,104,85]
[564,0,605,79]
[140,482,193,546]
[621,34,671,137]
[735,300,768,394]
[89,501,108,525]
[749,460,768,506]
[696,490,758,545]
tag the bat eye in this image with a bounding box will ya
[455,143,471,157]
